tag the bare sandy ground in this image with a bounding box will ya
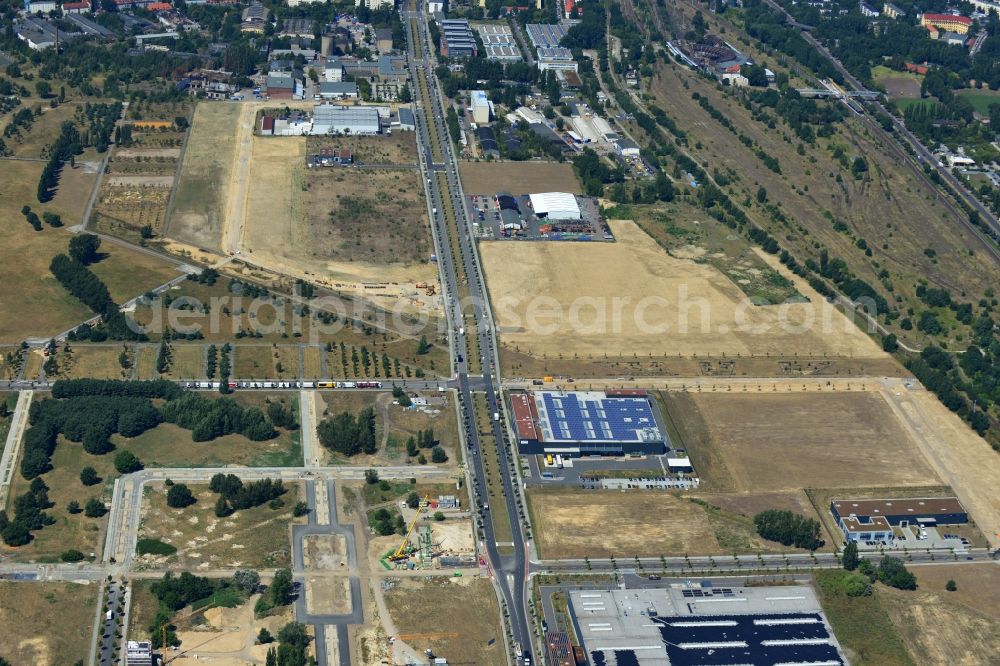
[480,220,887,358]
[881,379,1000,548]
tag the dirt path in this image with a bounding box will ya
[881,380,1000,548]
[220,102,256,255]
[352,489,425,665]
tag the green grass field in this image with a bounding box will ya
[956,89,1000,114]
[815,570,914,665]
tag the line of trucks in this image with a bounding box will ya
[183,381,384,390]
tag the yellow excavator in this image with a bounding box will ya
[389,495,431,562]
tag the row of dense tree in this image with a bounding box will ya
[753,509,824,550]
[209,473,286,514]
[161,392,276,442]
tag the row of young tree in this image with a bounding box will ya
[49,235,147,341]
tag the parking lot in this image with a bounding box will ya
[466,193,612,241]
[858,524,971,552]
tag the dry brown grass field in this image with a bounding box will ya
[168,103,240,250]
[528,488,792,558]
[880,564,1000,665]
[306,133,418,164]
[384,577,505,666]
[500,347,903,379]
[631,198,801,304]
[45,345,129,380]
[647,57,995,347]
[481,219,885,360]
[0,581,97,665]
[136,482,305,570]
[0,160,180,342]
[459,161,581,194]
[679,391,940,492]
[242,136,434,280]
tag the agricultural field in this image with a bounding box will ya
[673,391,941,492]
[480,219,885,361]
[526,488,796,558]
[316,390,459,466]
[880,564,1000,666]
[243,135,435,282]
[459,160,581,194]
[306,132,418,165]
[383,577,505,666]
[646,46,996,349]
[0,159,178,343]
[135,481,305,570]
[168,103,240,250]
[0,581,97,665]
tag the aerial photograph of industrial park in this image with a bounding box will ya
[0,0,999,664]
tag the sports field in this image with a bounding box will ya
[480,220,885,359]
[459,160,581,194]
[679,391,940,492]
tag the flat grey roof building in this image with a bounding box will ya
[569,585,847,666]
[312,104,380,135]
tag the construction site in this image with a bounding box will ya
[377,494,477,572]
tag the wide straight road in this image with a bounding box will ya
[402,7,534,661]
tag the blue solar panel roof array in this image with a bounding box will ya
[538,392,663,444]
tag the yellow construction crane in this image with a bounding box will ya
[389,495,430,561]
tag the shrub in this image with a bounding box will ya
[876,556,917,590]
[80,467,101,486]
[166,483,196,509]
[113,450,143,474]
[136,538,177,556]
[60,549,85,562]
[945,579,957,592]
[84,498,106,518]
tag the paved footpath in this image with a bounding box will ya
[0,390,33,511]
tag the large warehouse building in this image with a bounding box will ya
[528,192,580,220]
[510,390,667,456]
[569,585,847,666]
[312,104,381,135]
